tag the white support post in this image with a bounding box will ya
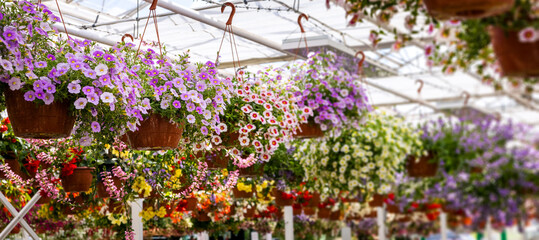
[265,233,272,240]
[440,212,448,240]
[0,191,41,240]
[284,206,294,240]
[341,226,351,240]
[377,207,386,240]
[485,216,493,240]
[201,231,209,240]
[130,198,143,240]
[251,231,259,240]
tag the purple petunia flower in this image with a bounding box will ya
[43,93,54,105]
[200,126,208,135]
[74,98,87,109]
[198,72,209,80]
[35,89,45,100]
[33,80,45,90]
[23,91,35,101]
[92,50,104,58]
[99,75,111,86]
[103,54,115,62]
[196,81,206,92]
[8,77,23,90]
[35,61,47,68]
[46,54,56,61]
[186,103,195,112]
[173,100,181,109]
[68,82,81,94]
[2,27,16,40]
[44,83,56,94]
[87,94,99,105]
[91,121,101,132]
[82,86,95,95]
[205,61,215,68]
[186,114,196,124]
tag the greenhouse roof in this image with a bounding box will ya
[42,0,539,130]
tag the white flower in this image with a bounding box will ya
[100,92,115,103]
[95,63,108,76]
[518,27,538,43]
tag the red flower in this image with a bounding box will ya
[11,138,16,143]
[2,118,9,124]
[0,125,7,133]
[24,158,41,175]
[61,163,77,177]
[427,203,442,210]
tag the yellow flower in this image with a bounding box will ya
[156,206,167,218]
[237,182,252,193]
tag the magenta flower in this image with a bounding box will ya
[206,61,215,68]
[2,27,16,40]
[99,75,111,86]
[92,50,104,58]
[173,100,181,109]
[103,54,115,62]
[198,72,209,80]
[33,80,44,90]
[34,89,45,100]
[91,121,101,132]
[46,54,56,61]
[74,98,87,109]
[23,91,36,101]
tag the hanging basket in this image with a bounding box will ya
[294,120,324,139]
[97,176,124,198]
[233,186,254,199]
[196,211,211,222]
[423,0,515,20]
[126,114,183,150]
[303,207,316,216]
[204,151,229,169]
[183,198,198,211]
[307,192,321,207]
[61,167,95,192]
[364,211,377,218]
[4,90,75,139]
[387,204,401,214]
[222,131,240,147]
[330,210,342,221]
[238,163,265,177]
[317,208,331,219]
[244,207,256,218]
[0,153,21,179]
[293,205,302,215]
[490,26,539,77]
[406,154,438,178]
[368,194,385,207]
[273,189,295,206]
[108,201,123,214]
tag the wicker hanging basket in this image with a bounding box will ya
[126,114,183,150]
[61,167,95,192]
[273,189,294,206]
[406,154,438,178]
[4,90,75,139]
[423,0,515,20]
[490,26,539,77]
[294,121,324,139]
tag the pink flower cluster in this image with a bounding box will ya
[35,169,60,200]
[101,170,125,201]
[0,163,27,187]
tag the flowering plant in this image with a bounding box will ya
[263,145,305,188]
[288,51,371,132]
[120,43,229,144]
[216,68,303,163]
[419,115,522,173]
[0,1,141,143]
[427,0,538,89]
[296,111,422,199]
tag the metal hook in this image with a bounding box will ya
[149,0,158,10]
[462,91,470,105]
[415,79,424,94]
[221,2,236,25]
[298,13,309,33]
[355,51,365,74]
[121,34,134,43]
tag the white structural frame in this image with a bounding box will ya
[0,190,42,239]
